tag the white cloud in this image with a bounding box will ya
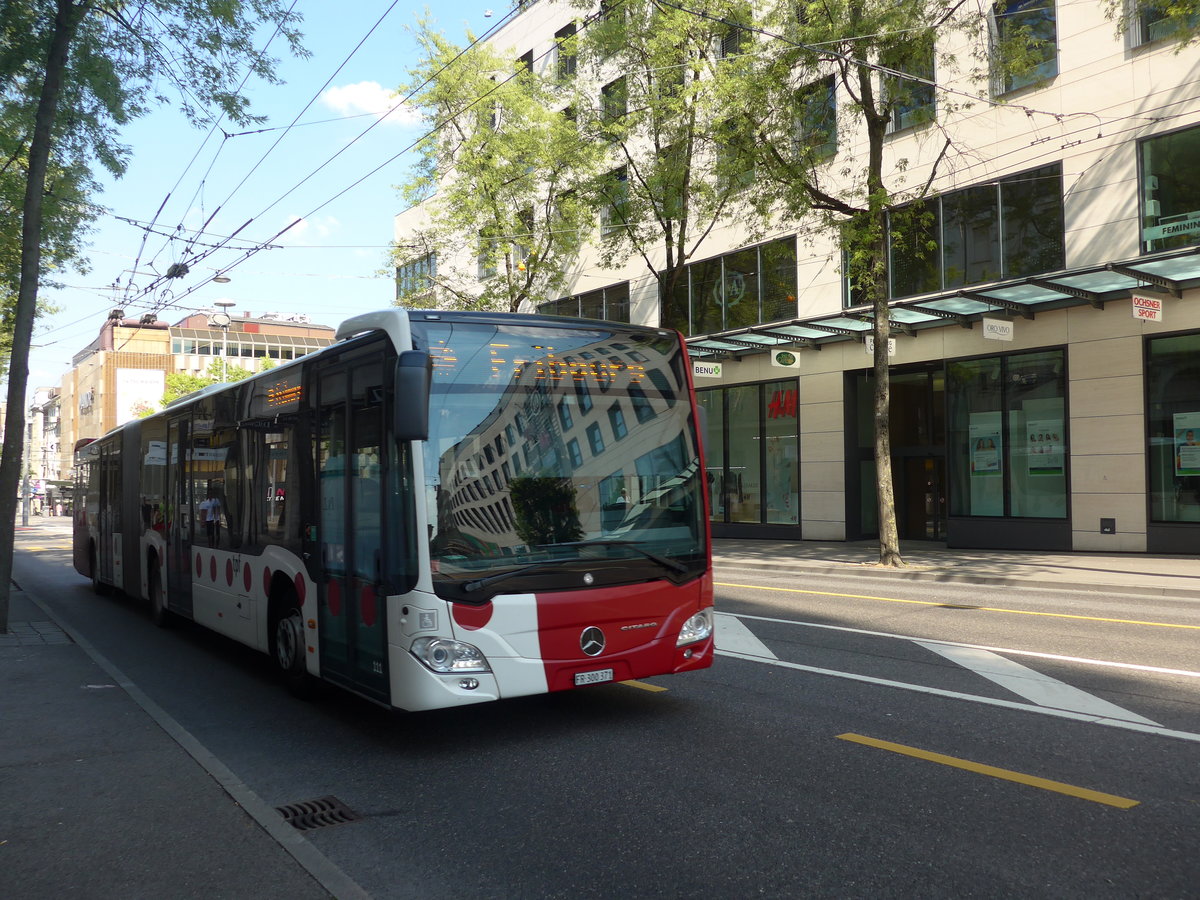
[320,81,420,126]
[278,214,341,245]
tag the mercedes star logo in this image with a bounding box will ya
[580,626,606,657]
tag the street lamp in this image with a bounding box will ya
[212,299,236,382]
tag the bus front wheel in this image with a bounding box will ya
[273,604,314,699]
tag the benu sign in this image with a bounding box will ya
[692,361,723,379]
[1132,293,1164,322]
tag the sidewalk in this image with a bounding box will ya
[0,584,357,899]
[713,538,1200,599]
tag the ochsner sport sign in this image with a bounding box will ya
[692,361,723,379]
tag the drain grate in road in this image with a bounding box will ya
[275,795,362,832]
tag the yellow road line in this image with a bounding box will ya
[716,581,1200,630]
[620,679,668,693]
[837,733,1139,809]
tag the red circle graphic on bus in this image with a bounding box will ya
[195,553,202,578]
[210,557,217,582]
[361,586,376,627]
[452,601,493,631]
[226,559,234,587]
[294,573,306,605]
[243,563,252,592]
[327,580,341,616]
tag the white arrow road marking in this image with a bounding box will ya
[915,642,1161,726]
[715,612,778,659]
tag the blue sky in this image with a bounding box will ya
[27,1,497,394]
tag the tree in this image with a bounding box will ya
[394,20,606,312]
[568,0,760,330]
[708,0,1035,566]
[0,0,305,632]
[159,359,254,408]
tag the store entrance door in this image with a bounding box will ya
[898,456,946,540]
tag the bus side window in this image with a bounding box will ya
[265,426,293,541]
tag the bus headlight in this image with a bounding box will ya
[410,637,492,674]
[676,609,713,647]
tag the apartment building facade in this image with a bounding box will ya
[394,1,1200,553]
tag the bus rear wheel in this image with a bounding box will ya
[89,545,108,596]
[273,605,314,699]
[148,561,171,628]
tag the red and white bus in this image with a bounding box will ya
[74,309,713,710]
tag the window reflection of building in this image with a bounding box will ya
[431,334,680,556]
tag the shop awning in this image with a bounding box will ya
[686,245,1200,358]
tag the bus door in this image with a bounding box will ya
[96,441,118,585]
[166,416,193,618]
[316,349,389,701]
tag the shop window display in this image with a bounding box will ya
[1147,331,1200,523]
[947,349,1066,519]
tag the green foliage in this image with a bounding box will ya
[158,358,254,408]
[567,0,761,320]
[509,476,584,546]
[394,19,606,312]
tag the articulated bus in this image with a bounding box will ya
[74,309,713,710]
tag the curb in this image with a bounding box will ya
[712,556,1200,601]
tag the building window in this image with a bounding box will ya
[600,166,629,237]
[1147,331,1200,524]
[715,117,754,191]
[991,0,1058,95]
[884,36,936,132]
[667,236,797,335]
[576,379,593,413]
[608,403,628,440]
[477,231,498,280]
[396,252,437,299]
[697,380,799,526]
[513,207,533,271]
[556,23,577,80]
[557,398,574,431]
[629,384,656,423]
[586,422,605,456]
[601,76,627,127]
[1140,124,1200,254]
[878,163,1064,302]
[794,76,836,159]
[947,348,1067,519]
[567,438,584,468]
[538,282,630,323]
[718,6,750,59]
[1129,2,1200,46]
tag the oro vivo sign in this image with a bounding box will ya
[1132,293,1164,322]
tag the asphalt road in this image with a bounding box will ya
[11,532,1200,899]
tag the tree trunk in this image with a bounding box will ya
[0,0,89,632]
[853,14,904,568]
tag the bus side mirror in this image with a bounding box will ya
[394,350,432,442]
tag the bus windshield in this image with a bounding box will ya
[413,318,706,601]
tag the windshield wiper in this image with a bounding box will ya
[462,563,563,594]
[538,540,690,576]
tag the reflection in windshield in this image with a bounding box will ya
[413,319,705,599]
